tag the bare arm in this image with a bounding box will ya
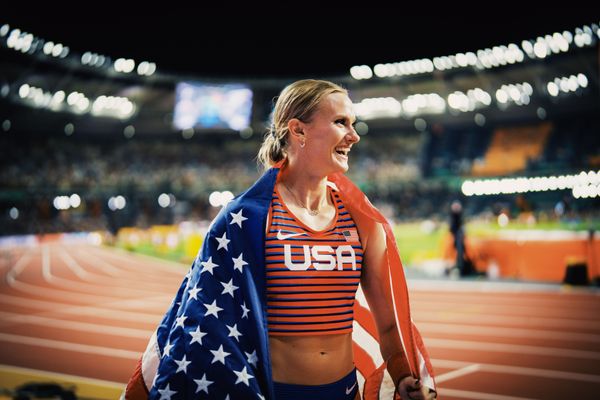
[359,219,403,362]
[358,217,436,399]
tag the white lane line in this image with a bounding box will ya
[0,332,139,359]
[417,321,600,343]
[435,363,480,383]
[33,274,168,300]
[68,247,183,292]
[0,293,167,323]
[412,308,600,330]
[408,279,600,296]
[82,245,189,286]
[411,296,600,316]
[39,249,175,297]
[7,245,179,310]
[73,248,123,277]
[42,245,52,282]
[0,311,153,338]
[426,338,600,360]
[412,300,597,320]
[411,293,600,311]
[433,358,600,383]
[5,251,33,287]
[438,388,538,400]
[8,254,174,302]
[92,245,188,274]
[57,247,92,281]
[9,277,142,303]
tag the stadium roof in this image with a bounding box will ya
[2,12,598,136]
[4,13,595,79]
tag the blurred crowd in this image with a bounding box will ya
[1,115,598,236]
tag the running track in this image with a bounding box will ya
[1,243,599,399]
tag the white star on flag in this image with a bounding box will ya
[175,315,187,329]
[241,302,250,319]
[158,383,177,400]
[200,257,219,275]
[188,285,202,300]
[215,232,230,251]
[245,350,258,367]
[220,278,239,297]
[233,366,254,386]
[203,300,223,319]
[194,373,213,394]
[189,326,207,345]
[229,209,247,228]
[174,355,191,373]
[162,341,173,358]
[210,344,231,365]
[232,253,248,273]
[226,323,243,341]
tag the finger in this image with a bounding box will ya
[406,378,422,392]
[426,387,437,399]
[407,391,426,400]
[406,379,423,393]
[411,386,430,400]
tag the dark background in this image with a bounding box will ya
[3,12,595,78]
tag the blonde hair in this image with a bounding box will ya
[257,79,347,170]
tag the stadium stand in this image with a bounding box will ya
[0,19,598,239]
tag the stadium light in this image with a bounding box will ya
[350,22,596,80]
[9,207,19,220]
[462,170,600,196]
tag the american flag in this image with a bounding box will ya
[342,229,360,243]
[125,166,435,399]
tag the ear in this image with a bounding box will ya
[288,118,305,141]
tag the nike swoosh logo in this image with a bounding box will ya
[345,381,357,395]
[276,230,305,240]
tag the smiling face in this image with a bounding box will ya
[293,92,360,176]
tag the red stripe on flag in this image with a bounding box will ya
[354,302,379,341]
[124,357,149,399]
[352,341,377,378]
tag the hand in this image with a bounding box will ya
[397,376,437,400]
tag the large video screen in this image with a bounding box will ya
[174,82,253,131]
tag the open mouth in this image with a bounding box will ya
[335,148,350,157]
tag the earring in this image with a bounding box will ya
[300,140,305,148]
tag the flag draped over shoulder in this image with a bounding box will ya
[125,166,435,400]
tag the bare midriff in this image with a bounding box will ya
[269,333,355,385]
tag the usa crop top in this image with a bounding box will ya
[265,184,363,336]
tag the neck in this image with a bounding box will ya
[279,168,329,212]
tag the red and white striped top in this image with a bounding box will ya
[266,185,364,336]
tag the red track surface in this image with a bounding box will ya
[1,243,599,399]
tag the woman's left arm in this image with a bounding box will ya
[359,218,403,363]
[359,218,436,399]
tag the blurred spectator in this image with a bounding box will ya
[449,200,475,277]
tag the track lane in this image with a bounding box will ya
[1,242,599,399]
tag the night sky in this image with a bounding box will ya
[3,11,595,79]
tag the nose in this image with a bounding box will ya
[347,127,360,144]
